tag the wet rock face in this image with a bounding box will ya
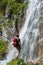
[38,38,43,57]
[38,25,43,56]
[27,62,33,65]
[34,1,43,59]
[39,23,43,38]
[37,2,43,57]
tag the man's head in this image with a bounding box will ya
[16,34,19,37]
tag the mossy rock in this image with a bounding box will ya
[7,58,28,65]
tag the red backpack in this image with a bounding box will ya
[13,38,20,47]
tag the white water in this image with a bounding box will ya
[0,0,43,65]
[19,0,43,62]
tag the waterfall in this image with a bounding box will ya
[0,0,43,65]
[19,0,43,62]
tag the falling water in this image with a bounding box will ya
[0,0,43,65]
[19,0,43,62]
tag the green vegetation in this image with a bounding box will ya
[39,63,43,65]
[0,0,28,33]
[0,40,8,54]
[0,0,27,16]
[7,58,28,65]
[0,40,8,58]
[0,39,8,59]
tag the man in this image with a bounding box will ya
[12,34,21,53]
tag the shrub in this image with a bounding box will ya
[7,58,28,65]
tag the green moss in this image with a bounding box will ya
[7,59,28,65]
[0,40,8,54]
